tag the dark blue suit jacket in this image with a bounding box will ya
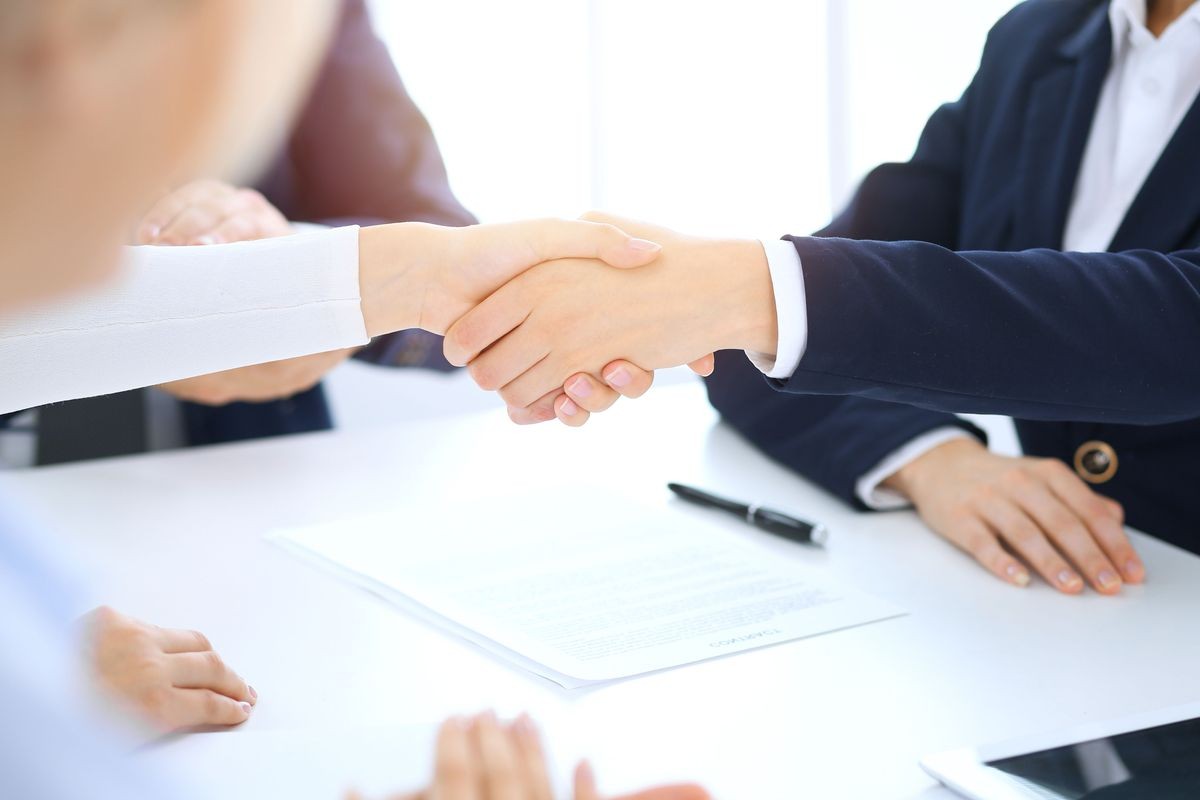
[182,0,473,447]
[709,0,1200,552]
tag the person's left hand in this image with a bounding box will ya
[136,179,292,246]
[352,712,709,800]
[157,347,356,406]
[83,606,256,734]
[444,214,776,419]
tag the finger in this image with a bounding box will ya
[497,355,568,411]
[432,717,478,800]
[158,202,229,246]
[145,180,236,245]
[574,760,600,800]
[687,353,716,377]
[941,514,1031,588]
[473,712,522,800]
[511,715,553,800]
[444,284,531,368]
[508,389,561,426]
[599,361,655,399]
[152,626,213,654]
[206,213,264,246]
[977,496,1084,594]
[563,373,621,413]
[612,787,713,800]
[467,330,549,396]
[167,651,255,704]
[164,688,253,729]
[138,184,213,244]
[555,393,592,427]
[1039,463,1142,583]
[1013,479,1123,594]
[518,218,661,270]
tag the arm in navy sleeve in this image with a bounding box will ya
[777,238,1200,424]
[706,82,983,506]
[706,350,984,509]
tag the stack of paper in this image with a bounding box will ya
[271,490,903,688]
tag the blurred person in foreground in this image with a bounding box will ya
[0,0,474,470]
[0,0,703,797]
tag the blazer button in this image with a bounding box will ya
[1074,440,1118,484]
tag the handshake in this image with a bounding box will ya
[362,212,780,426]
[144,181,781,423]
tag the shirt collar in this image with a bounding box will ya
[1109,0,1200,51]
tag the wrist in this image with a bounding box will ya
[712,239,778,355]
[884,437,986,501]
[358,223,434,336]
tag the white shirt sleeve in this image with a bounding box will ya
[0,226,367,415]
[855,427,976,510]
[745,239,807,379]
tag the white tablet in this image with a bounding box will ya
[921,700,1200,799]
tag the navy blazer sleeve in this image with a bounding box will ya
[705,88,985,508]
[776,237,1200,424]
[706,351,984,509]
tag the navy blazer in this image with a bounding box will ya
[182,0,473,447]
[709,0,1200,552]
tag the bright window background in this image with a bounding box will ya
[330,0,1021,427]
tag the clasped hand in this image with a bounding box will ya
[443,213,777,427]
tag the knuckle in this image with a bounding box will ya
[187,630,213,651]
[999,466,1032,489]
[200,649,225,672]
[141,685,171,715]
[201,691,223,719]
[1035,457,1071,479]
[468,361,498,392]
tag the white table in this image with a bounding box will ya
[4,384,1198,800]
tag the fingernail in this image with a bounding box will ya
[577,759,596,785]
[560,398,579,417]
[1058,570,1083,590]
[248,685,258,702]
[195,235,217,246]
[1097,569,1121,591]
[1124,559,1145,581]
[566,376,593,398]
[1006,564,1031,587]
[604,366,631,388]
[239,702,253,715]
[145,225,161,241]
[627,238,661,252]
[515,713,536,737]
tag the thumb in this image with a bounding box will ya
[516,219,661,270]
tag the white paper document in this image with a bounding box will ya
[271,491,904,687]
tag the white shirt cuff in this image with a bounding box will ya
[745,239,807,379]
[855,427,977,510]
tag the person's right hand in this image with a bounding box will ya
[358,218,665,341]
[882,438,1145,594]
[356,712,709,800]
[83,606,256,734]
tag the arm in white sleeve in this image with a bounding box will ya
[746,239,807,378]
[855,427,976,510]
[0,226,368,415]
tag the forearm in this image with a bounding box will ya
[774,237,1200,423]
[0,227,369,415]
[707,350,983,508]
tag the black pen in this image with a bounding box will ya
[667,483,829,547]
